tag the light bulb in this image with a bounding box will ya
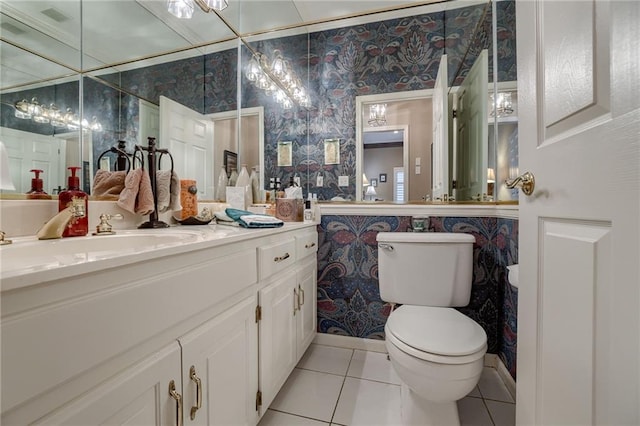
[167,0,194,18]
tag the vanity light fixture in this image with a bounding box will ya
[167,0,228,19]
[368,104,387,126]
[13,98,102,132]
[245,51,310,109]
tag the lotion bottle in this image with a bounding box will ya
[26,169,52,200]
[58,166,88,237]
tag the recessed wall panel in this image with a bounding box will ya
[538,219,611,425]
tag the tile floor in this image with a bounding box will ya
[258,344,515,426]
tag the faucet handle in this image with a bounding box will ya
[93,213,123,235]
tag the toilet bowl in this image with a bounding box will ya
[385,306,487,425]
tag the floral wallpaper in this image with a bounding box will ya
[317,215,518,379]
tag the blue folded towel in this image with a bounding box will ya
[225,208,284,228]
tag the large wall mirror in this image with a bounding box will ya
[1,0,517,204]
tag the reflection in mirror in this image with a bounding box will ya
[308,1,492,201]
[240,34,310,196]
[0,44,81,196]
[87,41,239,199]
[362,127,408,202]
[356,92,432,202]
[81,0,236,70]
[0,0,82,70]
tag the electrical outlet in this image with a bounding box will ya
[338,176,349,187]
[415,165,421,175]
[317,175,324,187]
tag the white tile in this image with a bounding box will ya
[468,385,482,398]
[333,377,402,426]
[259,409,330,425]
[298,344,354,376]
[270,368,345,422]
[458,397,493,426]
[486,401,516,426]
[477,367,515,403]
[346,350,402,385]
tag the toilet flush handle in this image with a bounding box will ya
[379,243,394,252]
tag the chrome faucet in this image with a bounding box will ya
[36,199,86,240]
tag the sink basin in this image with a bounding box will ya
[0,230,204,277]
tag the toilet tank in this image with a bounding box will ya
[376,232,475,307]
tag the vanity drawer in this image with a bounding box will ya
[296,231,318,260]
[258,238,296,280]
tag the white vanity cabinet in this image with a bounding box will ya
[257,230,318,415]
[1,224,317,426]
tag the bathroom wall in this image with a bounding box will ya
[317,214,518,378]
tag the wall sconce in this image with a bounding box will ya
[368,104,387,126]
[167,0,228,19]
[13,98,102,132]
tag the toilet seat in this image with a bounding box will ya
[385,305,487,365]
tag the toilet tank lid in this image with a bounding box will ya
[376,232,475,244]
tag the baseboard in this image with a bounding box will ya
[484,353,516,401]
[313,333,387,353]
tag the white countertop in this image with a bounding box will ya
[0,222,316,293]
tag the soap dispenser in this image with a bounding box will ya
[58,166,88,237]
[26,169,52,200]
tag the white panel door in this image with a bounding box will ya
[455,49,488,201]
[139,99,160,144]
[180,294,258,426]
[1,127,63,193]
[432,54,448,199]
[33,343,182,425]
[258,269,297,415]
[159,96,214,199]
[516,1,640,425]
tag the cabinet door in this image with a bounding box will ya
[34,343,183,426]
[296,257,317,362]
[180,294,258,426]
[258,269,297,413]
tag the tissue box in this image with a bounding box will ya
[275,198,304,222]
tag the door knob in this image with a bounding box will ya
[505,171,535,196]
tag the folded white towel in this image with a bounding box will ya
[239,215,284,225]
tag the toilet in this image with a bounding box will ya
[377,232,487,426]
